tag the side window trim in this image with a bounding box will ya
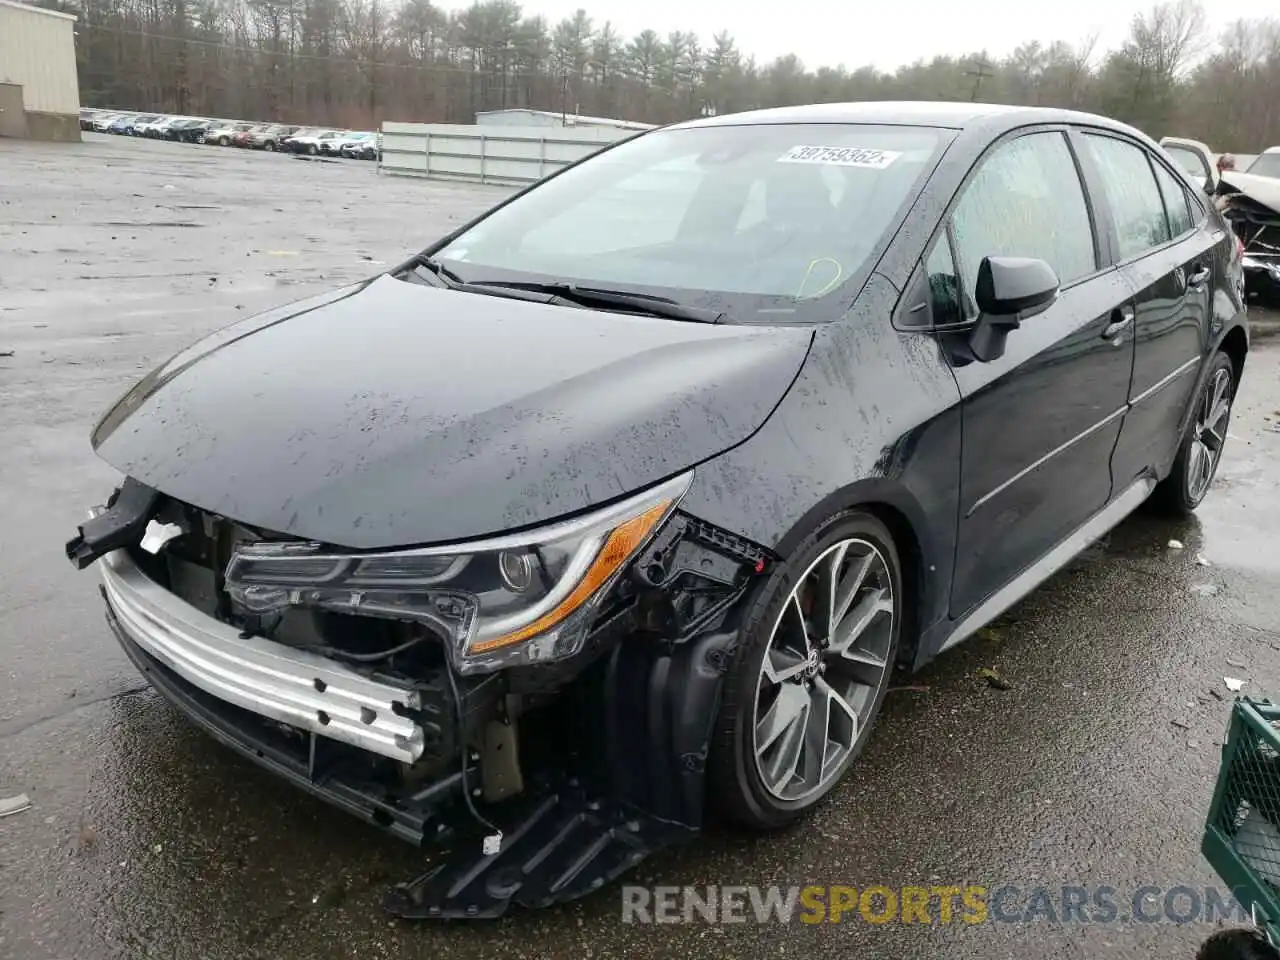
[942,221,979,322]
[942,222,970,321]
[1149,156,1197,241]
[894,227,968,333]
[1145,151,1176,244]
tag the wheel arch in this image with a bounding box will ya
[1220,323,1248,388]
[766,478,944,671]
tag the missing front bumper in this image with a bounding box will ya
[110,612,462,844]
[85,496,754,918]
[106,594,698,917]
[99,546,426,763]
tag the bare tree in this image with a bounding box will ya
[53,0,1280,150]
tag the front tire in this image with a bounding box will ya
[264,141,274,152]
[1152,351,1235,515]
[708,510,902,830]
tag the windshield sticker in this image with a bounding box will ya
[777,145,901,168]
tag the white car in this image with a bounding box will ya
[92,112,124,132]
[329,132,372,156]
[137,116,178,137]
[286,130,342,155]
[1245,147,1280,179]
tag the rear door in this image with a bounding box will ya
[1077,131,1218,488]
[938,128,1137,619]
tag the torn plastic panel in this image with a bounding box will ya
[65,478,159,569]
[377,519,768,918]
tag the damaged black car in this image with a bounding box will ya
[66,102,1249,919]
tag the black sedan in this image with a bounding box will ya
[65,101,1249,920]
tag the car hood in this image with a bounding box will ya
[92,274,813,549]
[1222,171,1280,214]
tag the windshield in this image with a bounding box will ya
[1247,153,1280,179]
[432,123,946,323]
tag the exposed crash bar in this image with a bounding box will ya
[99,548,426,764]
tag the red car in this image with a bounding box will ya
[233,123,271,148]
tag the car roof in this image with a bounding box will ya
[672,100,1138,135]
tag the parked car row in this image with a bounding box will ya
[79,108,382,160]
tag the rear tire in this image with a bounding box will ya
[1151,351,1235,516]
[707,510,902,830]
[264,141,274,152]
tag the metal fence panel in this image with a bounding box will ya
[379,122,636,185]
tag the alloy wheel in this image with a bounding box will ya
[752,537,895,802]
[1188,366,1232,502]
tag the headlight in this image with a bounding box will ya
[224,472,692,674]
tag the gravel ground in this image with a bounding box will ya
[3,132,1280,960]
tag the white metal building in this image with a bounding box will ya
[474,108,654,132]
[0,0,81,141]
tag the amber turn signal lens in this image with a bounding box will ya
[467,499,672,654]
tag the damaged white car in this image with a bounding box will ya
[1219,146,1280,302]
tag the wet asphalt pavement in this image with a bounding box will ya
[3,133,1280,959]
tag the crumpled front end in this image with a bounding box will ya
[1219,180,1280,301]
[66,472,769,918]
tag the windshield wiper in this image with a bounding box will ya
[409,254,467,287]
[463,280,725,324]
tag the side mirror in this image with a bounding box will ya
[1204,176,1215,196]
[969,256,1060,363]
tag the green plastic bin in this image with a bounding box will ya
[1203,697,1280,950]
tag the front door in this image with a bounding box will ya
[938,128,1137,619]
[0,84,27,139]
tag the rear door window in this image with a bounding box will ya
[1082,134,1172,260]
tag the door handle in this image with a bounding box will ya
[1102,308,1133,344]
[1187,265,1211,290]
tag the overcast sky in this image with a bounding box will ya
[454,0,1277,74]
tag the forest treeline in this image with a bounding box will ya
[43,0,1280,150]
